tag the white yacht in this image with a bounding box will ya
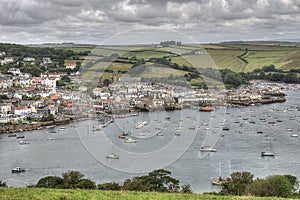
[124,138,137,143]
[106,152,119,159]
[199,146,217,152]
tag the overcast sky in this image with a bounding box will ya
[0,0,299,44]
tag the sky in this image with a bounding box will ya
[0,0,299,44]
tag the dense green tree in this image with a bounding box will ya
[0,94,9,100]
[61,75,71,82]
[123,169,180,192]
[62,170,84,189]
[181,184,192,193]
[264,175,293,197]
[284,72,299,83]
[56,80,66,87]
[283,174,299,191]
[98,182,122,190]
[248,175,293,198]
[76,178,96,189]
[36,176,64,188]
[262,64,276,72]
[221,171,254,196]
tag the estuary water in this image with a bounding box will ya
[0,90,299,193]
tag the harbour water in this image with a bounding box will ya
[0,90,299,193]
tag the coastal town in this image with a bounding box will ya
[0,48,297,134]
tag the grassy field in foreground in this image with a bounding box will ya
[0,188,294,200]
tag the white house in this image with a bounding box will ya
[14,106,32,116]
[65,64,76,69]
[0,103,12,114]
[8,68,21,76]
[1,57,14,65]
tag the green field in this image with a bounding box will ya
[0,188,293,200]
[61,43,300,84]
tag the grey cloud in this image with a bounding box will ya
[0,0,299,44]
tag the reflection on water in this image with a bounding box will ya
[0,90,299,193]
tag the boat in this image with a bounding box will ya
[11,166,26,173]
[16,136,25,139]
[287,129,293,132]
[211,177,225,186]
[59,127,66,131]
[122,131,130,136]
[211,161,228,186]
[156,133,164,136]
[18,140,29,145]
[291,134,298,137]
[199,146,216,152]
[261,151,275,157]
[106,152,119,159]
[257,131,263,134]
[222,127,230,131]
[124,138,137,143]
[175,132,181,136]
[8,134,17,137]
[199,106,213,112]
[261,139,275,157]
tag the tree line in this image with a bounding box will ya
[26,169,192,193]
[213,171,299,198]
[1,170,299,198]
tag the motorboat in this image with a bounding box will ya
[16,136,25,139]
[18,140,29,145]
[175,132,181,136]
[156,133,164,136]
[11,166,25,173]
[199,146,217,152]
[59,127,66,131]
[261,151,275,157]
[222,127,230,131]
[106,152,119,159]
[8,134,17,137]
[124,138,137,143]
[199,106,213,112]
[291,134,298,137]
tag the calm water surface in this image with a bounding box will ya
[0,90,299,193]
